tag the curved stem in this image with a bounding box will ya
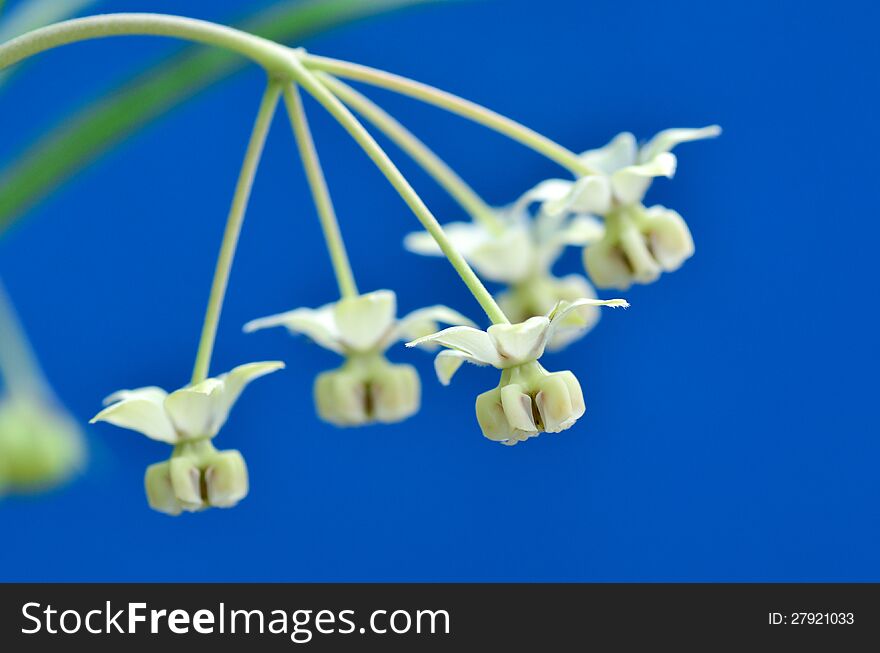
[302,54,594,177]
[288,59,509,325]
[191,81,280,385]
[0,13,294,75]
[319,73,501,232]
[0,278,50,400]
[282,83,358,299]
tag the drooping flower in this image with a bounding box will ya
[532,126,721,290]
[90,361,284,515]
[244,289,474,427]
[406,297,628,445]
[404,185,606,349]
[0,396,85,495]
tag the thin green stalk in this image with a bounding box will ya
[302,54,595,177]
[282,83,358,299]
[191,81,281,384]
[318,73,501,232]
[0,277,50,400]
[288,57,509,325]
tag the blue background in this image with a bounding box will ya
[1,0,877,581]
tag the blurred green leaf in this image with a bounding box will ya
[0,0,439,233]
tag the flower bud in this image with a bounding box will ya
[475,364,586,445]
[314,355,421,427]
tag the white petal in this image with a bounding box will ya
[611,152,677,204]
[553,215,606,247]
[391,305,476,350]
[243,304,342,353]
[433,349,485,385]
[211,361,285,433]
[510,178,575,216]
[546,297,628,348]
[579,132,638,174]
[164,378,225,440]
[468,224,535,283]
[638,125,722,164]
[403,221,488,257]
[406,326,502,367]
[548,175,612,216]
[487,316,550,365]
[90,386,177,443]
[334,290,397,351]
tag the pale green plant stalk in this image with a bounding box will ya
[286,55,509,324]
[191,81,281,384]
[0,13,517,324]
[302,55,595,177]
[282,83,358,299]
[0,277,50,400]
[318,73,501,232]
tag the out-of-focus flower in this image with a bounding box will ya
[404,186,606,349]
[91,361,283,514]
[527,126,720,290]
[244,289,473,426]
[407,297,628,445]
[0,396,84,494]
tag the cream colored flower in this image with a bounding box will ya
[245,289,473,426]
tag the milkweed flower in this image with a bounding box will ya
[244,289,474,427]
[531,126,720,290]
[406,297,628,445]
[0,396,84,495]
[404,187,606,350]
[90,361,284,515]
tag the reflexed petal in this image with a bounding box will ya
[552,215,606,247]
[579,132,638,173]
[611,152,677,204]
[642,205,694,271]
[334,290,397,351]
[546,296,628,350]
[403,221,487,257]
[211,362,285,432]
[500,384,538,433]
[639,125,722,164]
[406,326,502,366]
[392,305,476,350]
[510,178,575,216]
[243,305,342,353]
[547,175,612,216]
[469,224,535,283]
[90,386,177,443]
[164,379,224,440]
[433,349,485,385]
[488,316,550,365]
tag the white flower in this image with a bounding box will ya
[406,297,628,385]
[406,297,627,445]
[539,126,721,217]
[90,361,284,443]
[244,289,474,426]
[244,289,473,355]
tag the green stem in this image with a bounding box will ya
[0,278,50,400]
[302,54,595,177]
[288,58,509,325]
[0,13,294,75]
[282,83,358,299]
[191,81,280,384]
[318,73,501,232]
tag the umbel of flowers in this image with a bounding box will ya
[0,13,719,514]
